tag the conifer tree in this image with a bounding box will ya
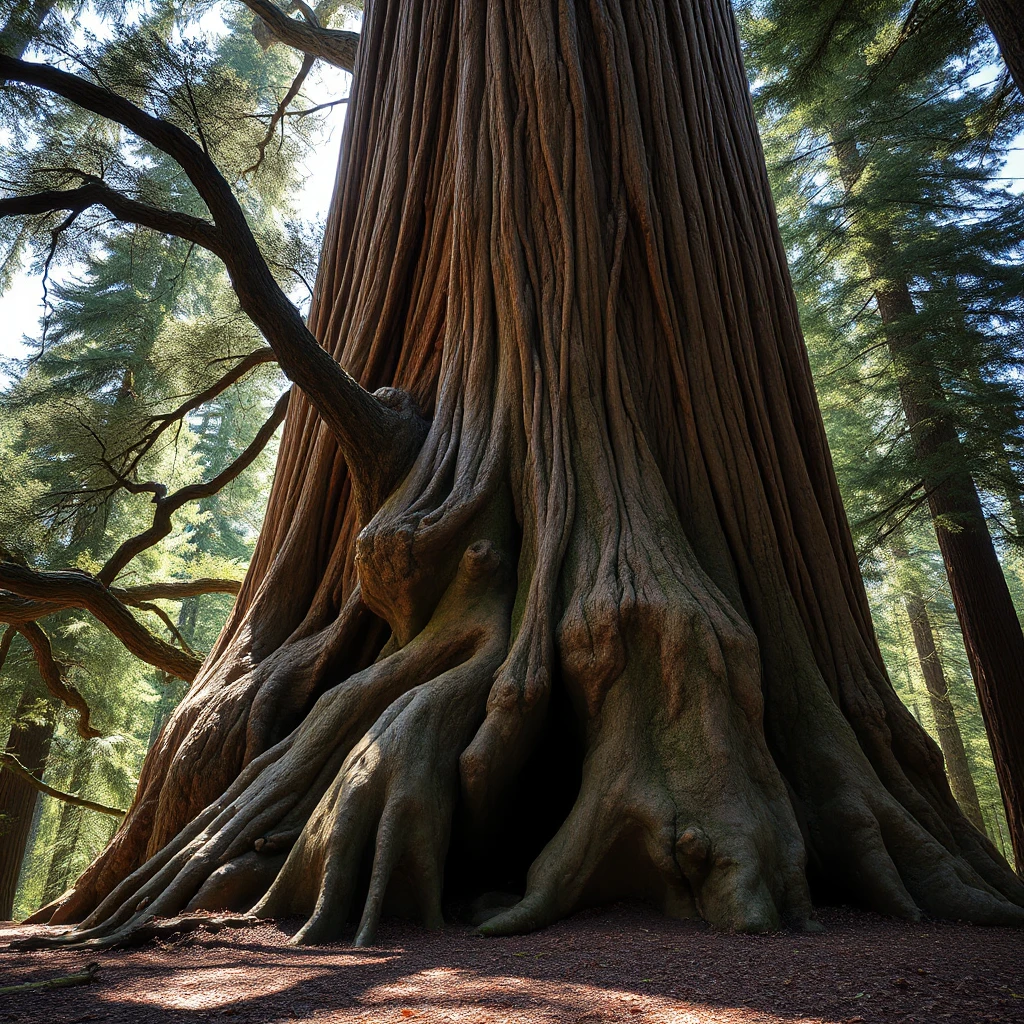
[742,0,1024,862]
[0,0,313,917]
[4,0,1023,946]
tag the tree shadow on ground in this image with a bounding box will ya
[1,903,1022,1023]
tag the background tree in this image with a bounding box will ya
[0,0,318,918]
[3,0,1024,947]
[741,0,1024,865]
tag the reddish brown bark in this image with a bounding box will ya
[890,542,985,832]
[978,0,1024,96]
[0,688,54,920]
[26,0,1024,945]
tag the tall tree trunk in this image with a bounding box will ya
[833,134,1024,869]
[0,686,55,920]
[889,541,986,832]
[34,0,1023,944]
[0,0,54,59]
[977,0,1024,96]
[40,754,90,905]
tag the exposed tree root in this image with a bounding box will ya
[13,529,515,950]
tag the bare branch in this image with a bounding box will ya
[113,578,242,603]
[132,601,197,657]
[0,182,223,252]
[245,52,316,176]
[16,621,102,739]
[99,390,290,584]
[0,752,125,816]
[0,55,429,522]
[148,348,277,431]
[242,0,358,71]
[0,565,202,681]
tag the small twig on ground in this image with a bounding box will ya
[0,961,101,994]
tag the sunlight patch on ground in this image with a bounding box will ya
[358,969,835,1023]
[101,965,332,1010]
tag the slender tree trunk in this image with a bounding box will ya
[32,0,1024,944]
[833,134,1024,869]
[40,754,89,904]
[996,448,1024,544]
[889,541,986,832]
[0,0,53,59]
[977,0,1024,96]
[0,686,54,920]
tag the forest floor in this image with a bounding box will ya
[1,903,1022,1023]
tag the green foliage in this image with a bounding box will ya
[739,0,1024,854]
[0,0,339,912]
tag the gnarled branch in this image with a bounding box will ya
[99,390,290,584]
[110,347,278,486]
[16,621,101,739]
[0,753,125,816]
[0,54,428,523]
[0,182,223,252]
[0,565,202,681]
[242,0,358,71]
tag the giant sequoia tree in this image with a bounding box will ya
[3,0,1024,946]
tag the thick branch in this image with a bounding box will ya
[0,183,222,252]
[0,565,202,681]
[242,0,358,71]
[114,579,242,603]
[16,621,101,739]
[98,390,290,584]
[0,55,428,521]
[0,579,240,623]
[0,753,125,816]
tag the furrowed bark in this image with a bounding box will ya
[978,0,1024,95]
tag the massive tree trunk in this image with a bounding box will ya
[0,686,54,920]
[31,0,1023,944]
[889,541,986,833]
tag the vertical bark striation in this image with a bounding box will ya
[977,0,1024,96]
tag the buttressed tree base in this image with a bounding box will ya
[28,0,1024,946]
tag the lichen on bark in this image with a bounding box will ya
[26,0,1024,946]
